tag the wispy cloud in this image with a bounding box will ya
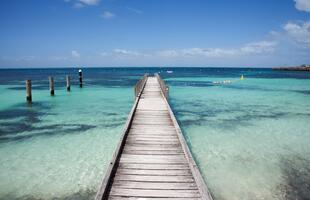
[99,52,108,56]
[66,0,100,8]
[181,48,237,57]
[51,56,68,61]
[241,41,277,54]
[113,49,145,56]
[95,40,277,61]
[155,41,277,58]
[100,11,115,19]
[157,50,179,57]
[126,7,143,14]
[78,0,100,5]
[16,56,37,62]
[71,50,80,58]
[73,2,85,8]
[294,0,310,12]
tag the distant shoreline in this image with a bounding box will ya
[273,66,310,71]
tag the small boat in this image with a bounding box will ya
[166,70,173,74]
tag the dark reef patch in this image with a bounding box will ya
[0,102,51,121]
[0,102,52,136]
[293,90,310,95]
[0,123,97,142]
[0,101,125,143]
[279,155,310,200]
[0,188,95,200]
[171,98,290,129]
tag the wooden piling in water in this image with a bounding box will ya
[66,75,70,91]
[79,69,83,88]
[49,76,55,96]
[26,80,32,102]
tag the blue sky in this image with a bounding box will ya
[0,0,310,68]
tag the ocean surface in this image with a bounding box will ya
[0,67,309,200]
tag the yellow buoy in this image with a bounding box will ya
[240,75,244,80]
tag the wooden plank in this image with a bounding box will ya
[124,145,183,151]
[112,180,198,190]
[130,126,176,130]
[109,197,200,200]
[129,130,176,133]
[129,130,176,134]
[116,169,192,176]
[127,134,178,139]
[109,188,200,198]
[120,154,186,164]
[125,141,179,145]
[126,140,179,144]
[133,118,172,121]
[124,143,181,148]
[118,163,190,170]
[113,175,195,183]
[122,150,184,155]
[121,154,185,160]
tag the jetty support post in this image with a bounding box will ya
[49,76,55,96]
[66,75,70,91]
[79,69,83,88]
[26,80,32,102]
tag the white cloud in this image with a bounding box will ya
[51,56,68,61]
[241,41,277,54]
[283,21,310,46]
[126,7,143,14]
[183,48,237,57]
[157,50,179,57]
[71,50,80,58]
[99,52,108,56]
[101,11,115,19]
[16,56,36,62]
[67,0,100,8]
[73,2,85,8]
[294,0,310,12]
[113,49,144,56]
[155,41,276,58]
[78,0,100,5]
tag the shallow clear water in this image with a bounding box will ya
[0,68,309,200]
[168,76,310,200]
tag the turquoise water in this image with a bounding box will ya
[0,68,309,200]
[169,77,310,200]
[0,71,135,199]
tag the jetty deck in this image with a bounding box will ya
[96,74,213,200]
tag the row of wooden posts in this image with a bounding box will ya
[26,69,83,102]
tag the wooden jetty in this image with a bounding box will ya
[96,74,213,200]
